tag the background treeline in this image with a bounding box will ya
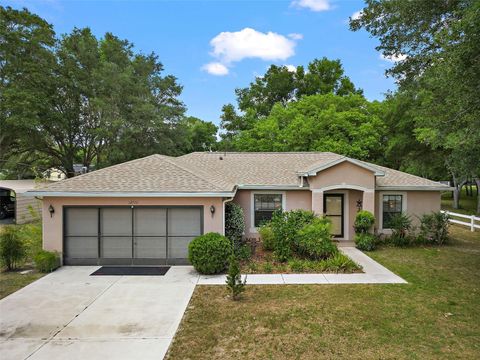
[0,2,478,211]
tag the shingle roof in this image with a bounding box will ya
[31,152,449,195]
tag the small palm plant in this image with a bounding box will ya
[225,254,246,300]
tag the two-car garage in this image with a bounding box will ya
[63,206,203,265]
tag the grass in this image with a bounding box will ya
[0,270,44,299]
[0,221,44,300]
[166,225,480,359]
[441,186,478,215]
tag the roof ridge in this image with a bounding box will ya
[184,151,340,155]
[162,157,230,192]
[40,154,169,190]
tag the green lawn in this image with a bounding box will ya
[166,225,480,359]
[0,270,44,299]
[441,186,478,215]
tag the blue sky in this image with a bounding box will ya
[5,0,397,125]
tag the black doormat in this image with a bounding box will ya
[90,266,170,276]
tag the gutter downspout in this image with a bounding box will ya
[222,186,238,236]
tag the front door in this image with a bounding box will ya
[324,194,344,238]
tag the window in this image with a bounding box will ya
[382,195,403,228]
[254,194,283,227]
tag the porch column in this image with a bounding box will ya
[311,190,324,215]
[362,190,375,216]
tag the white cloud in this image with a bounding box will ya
[288,33,304,40]
[201,62,229,76]
[285,64,297,72]
[380,53,407,63]
[210,28,297,63]
[351,10,363,20]
[202,28,300,76]
[292,0,331,12]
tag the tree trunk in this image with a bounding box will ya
[452,175,467,209]
[475,178,480,215]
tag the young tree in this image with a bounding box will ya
[225,254,246,301]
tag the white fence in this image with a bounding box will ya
[441,210,480,232]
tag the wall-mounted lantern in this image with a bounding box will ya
[48,204,55,218]
[356,200,363,212]
[210,205,215,215]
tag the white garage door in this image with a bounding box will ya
[64,206,202,265]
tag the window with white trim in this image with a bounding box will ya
[382,194,403,228]
[254,194,283,227]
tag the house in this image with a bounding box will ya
[26,152,450,265]
[43,164,95,182]
[0,180,43,224]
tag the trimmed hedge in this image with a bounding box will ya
[355,233,377,251]
[188,232,232,274]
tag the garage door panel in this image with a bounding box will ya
[134,236,166,258]
[101,208,132,236]
[66,208,98,236]
[101,236,132,258]
[134,208,166,236]
[65,236,98,259]
[64,206,202,265]
[168,208,201,236]
[168,236,195,260]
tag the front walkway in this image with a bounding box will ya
[198,247,407,285]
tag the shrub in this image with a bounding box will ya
[270,209,316,262]
[355,233,377,251]
[18,222,42,262]
[354,210,375,234]
[322,253,360,273]
[288,258,307,272]
[0,226,26,271]
[419,211,450,245]
[225,202,245,248]
[262,262,273,273]
[258,224,275,251]
[188,232,232,274]
[225,254,246,300]
[34,250,60,273]
[235,244,252,261]
[295,218,337,260]
[388,213,412,247]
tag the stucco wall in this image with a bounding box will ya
[375,191,441,232]
[42,196,224,254]
[233,190,312,238]
[308,162,375,190]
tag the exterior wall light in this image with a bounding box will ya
[210,205,215,215]
[48,204,55,218]
[356,200,363,212]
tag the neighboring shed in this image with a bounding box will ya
[0,180,43,224]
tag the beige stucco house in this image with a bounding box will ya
[27,152,450,265]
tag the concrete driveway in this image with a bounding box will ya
[0,266,198,360]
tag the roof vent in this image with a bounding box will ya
[219,156,223,160]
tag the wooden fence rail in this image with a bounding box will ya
[441,210,480,232]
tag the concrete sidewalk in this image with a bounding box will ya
[198,247,407,285]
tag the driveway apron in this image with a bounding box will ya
[0,266,198,360]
